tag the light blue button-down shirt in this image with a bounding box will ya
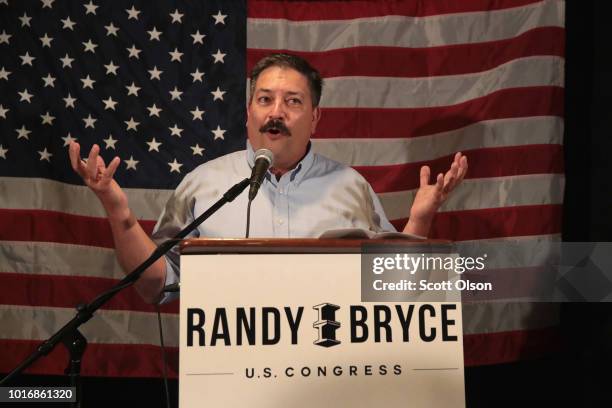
[152,141,395,288]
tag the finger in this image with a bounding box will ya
[435,172,444,191]
[103,156,121,180]
[456,155,468,183]
[68,141,81,171]
[454,151,462,165]
[419,165,431,187]
[443,162,459,192]
[86,144,100,179]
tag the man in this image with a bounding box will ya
[68,54,467,303]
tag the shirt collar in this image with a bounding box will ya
[245,140,315,184]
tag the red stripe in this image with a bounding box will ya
[248,0,543,20]
[358,144,564,193]
[0,327,560,377]
[0,339,178,378]
[312,87,564,139]
[0,209,155,247]
[248,27,564,78]
[464,326,563,366]
[390,204,563,240]
[0,272,178,313]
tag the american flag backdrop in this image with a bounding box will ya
[0,0,564,378]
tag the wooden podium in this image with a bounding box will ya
[179,239,465,408]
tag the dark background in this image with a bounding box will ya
[3,2,612,407]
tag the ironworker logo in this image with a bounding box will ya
[313,303,341,348]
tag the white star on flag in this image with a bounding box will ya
[126,82,141,96]
[84,1,99,15]
[41,111,55,125]
[103,96,118,110]
[211,87,226,101]
[212,125,226,140]
[80,75,95,89]
[0,67,10,80]
[148,66,163,80]
[103,135,117,150]
[82,39,98,53]
[126,6,141,20]
[169,124,183,137]
[20,52,35,66]
[18,89,34,103]
[191,69,204,83]
[61,17,76,30]
[16,125,31,140]
[40,33,53,47]
[62,133,77,146]
[147,27,162,41]
[42,74,56,88]
[124,156,139,170]
[63,94,76,108]
[60,54,74,68]
[38,148,53,162]
[212,10,227,25]
[19,13,32,27]
[83,114,97,129]
[147,104,162,117]
[125,117,140,131]
[127,45,142,59]
[104,61,119,75]
[191,144,205,156]
[105,23,119,36]
[147,138,162,152]
[191,30,206,44]
[169,48,183,62]
[170,9,184,24]
[190,106,204,121]
[212,49,226,64]
[168,159,183,173]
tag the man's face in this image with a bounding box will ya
[247,66,320,172]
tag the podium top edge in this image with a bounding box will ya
[180,238,453,254]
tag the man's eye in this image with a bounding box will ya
[287,98,302,105]
[258,96,271,103]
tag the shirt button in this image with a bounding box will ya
[277,218,284,225]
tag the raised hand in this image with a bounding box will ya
[404,152,468,236]
[68,141,126,213]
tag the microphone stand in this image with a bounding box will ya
[0,177,251,407]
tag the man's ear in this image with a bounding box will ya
[311,107,321,134]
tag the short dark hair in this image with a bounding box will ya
[249,53,323,107]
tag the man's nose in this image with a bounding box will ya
[268,98,286,120]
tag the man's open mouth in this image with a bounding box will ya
[259,120,291,136]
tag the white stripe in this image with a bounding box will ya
[0,177,171,219]
[312,116,563,166]
[0,172,563,223]
[0,241,124,280]
[1,234,561,279]
[247,0,564,51]
[318,56,564,108]
[462,301,559,335]
[0,299,557,342]
[0,304,179,347]
[379,174,564,219]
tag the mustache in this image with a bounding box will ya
[259,119,291,136]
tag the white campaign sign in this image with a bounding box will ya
[180,253,465,407]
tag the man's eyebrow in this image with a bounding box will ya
[255,88,305,96]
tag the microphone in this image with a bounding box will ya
[162,282,180,293]
[248,148,274,201]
